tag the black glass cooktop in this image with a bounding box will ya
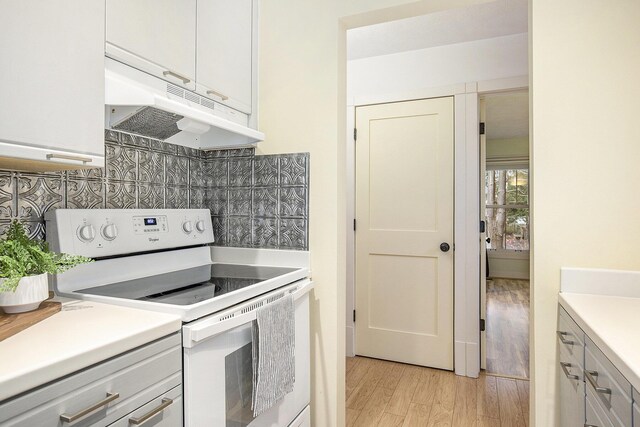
[77,263,298,306]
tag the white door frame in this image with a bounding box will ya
[346,75,528,378]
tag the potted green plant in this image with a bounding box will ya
[0,221,92,314]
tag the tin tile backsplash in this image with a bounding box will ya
[0,131,309,250]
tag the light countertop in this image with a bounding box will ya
[0,299,181,402]
[559,292,640,392]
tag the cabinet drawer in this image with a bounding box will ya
[585,336,632,426]
[587,386,616,427]
[558,306,585,364]
[0,333,181,426]
[559,343,584,383]
[559,354,585,427]
[109,384,182,427]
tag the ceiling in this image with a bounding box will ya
[347,0,529,140]
[484,91,529,140]
[347,0,528,60]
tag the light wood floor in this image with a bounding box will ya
[486,278,530,379]
[346,356,529,427]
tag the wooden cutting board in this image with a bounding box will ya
[0,297,61,342]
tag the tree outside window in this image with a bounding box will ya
[485,168,529,251]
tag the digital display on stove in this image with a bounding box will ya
[144,218,157,226]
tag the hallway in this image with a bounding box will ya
[346,356,529,426]
[486,278,530,379]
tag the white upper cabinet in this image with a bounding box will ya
[106,0,197,91]
[0,0,105,171]
[196,0,254,114]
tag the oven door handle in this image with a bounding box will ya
[184,279,314,347]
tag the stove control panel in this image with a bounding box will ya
[133,215,168,235]
[45,209,214,258]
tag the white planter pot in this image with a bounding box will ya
[0,273,49,314]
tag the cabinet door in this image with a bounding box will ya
[106,0,196,90]
[196,0,253,113]
[558,359,586,427]
[0,0,105,169]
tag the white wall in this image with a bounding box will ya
[531,1,640,425]
[346,33,528,364]
[348,32,528,99]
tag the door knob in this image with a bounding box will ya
[440,242,450,252]
[486,237,491,244]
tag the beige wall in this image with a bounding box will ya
[488,253,529,280]
[531,1,640,426]
[257,1,490,425]
[487,137,528,159]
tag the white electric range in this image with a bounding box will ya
[45,208,312,427]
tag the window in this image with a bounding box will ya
[485,168,529,251]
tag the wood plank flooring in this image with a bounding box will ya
[346,356,529,426]
[486,278,529,379]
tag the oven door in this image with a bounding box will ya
[182,280,312,427]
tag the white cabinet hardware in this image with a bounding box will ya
[557,330,576,345]
[561,362,580,381]
[163,70,191,85]
[586,370,613,395]
[59,392,120,423]
[207,89,229,101]
[129,397,174,425]
[46,154,93,164]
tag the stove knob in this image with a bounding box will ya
[101,223,118,241]
[195,220,206,233]
[182,221,193,234]
[77,224,96,242]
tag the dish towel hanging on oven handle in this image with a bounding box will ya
[251,293,296,417]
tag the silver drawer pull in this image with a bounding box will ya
[584,424,598,427]
[46,153,93,164]
[60,392,119,423]
[206,89,229,101]
[163,70,191,84]
[557,331,575,345]
[585,370,612,395]
[129,398,174,425]
[560,362,579,380]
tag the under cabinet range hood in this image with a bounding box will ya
[105,58,264,149]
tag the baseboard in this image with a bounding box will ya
[346,326,355,357]
[455,340,466,376]
[488,271,530,280]
[466,342,480,378]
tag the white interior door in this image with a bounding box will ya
[354,97,454,370]
[479,97,488,370]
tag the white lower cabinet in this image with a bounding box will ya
[288,406,310,427]
[0,333,182,426]
[633,398,640,427]
[559,306,635,427]
[585,335,633,426]
[108,385,182,426]
[558,307,586,426]
[587,386,616,427]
